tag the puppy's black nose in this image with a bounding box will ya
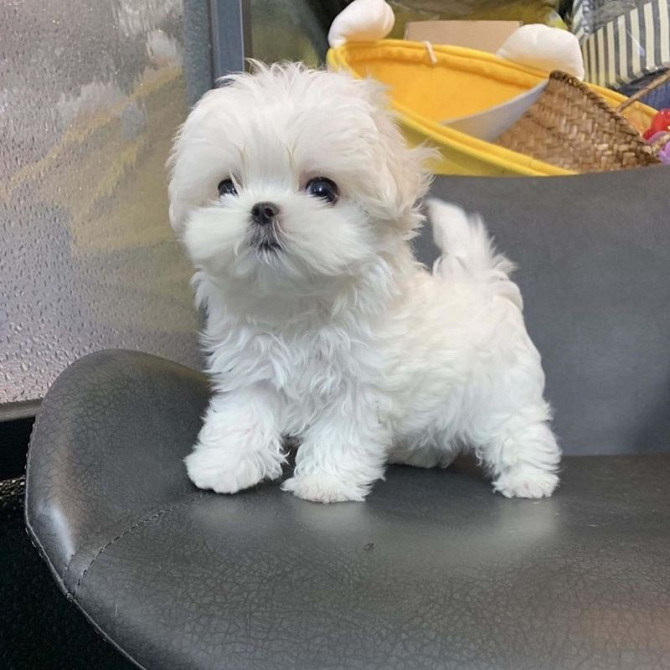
[251,202,280,226]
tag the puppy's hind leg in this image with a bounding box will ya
[475,402,560,499]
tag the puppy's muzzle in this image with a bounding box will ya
[251,202,280,226]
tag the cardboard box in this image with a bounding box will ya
[404,20,521,54]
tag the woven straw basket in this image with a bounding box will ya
[495,70,670,172]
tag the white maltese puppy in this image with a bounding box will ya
[168,63,560,503]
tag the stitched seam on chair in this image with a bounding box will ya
[72,495,204,599]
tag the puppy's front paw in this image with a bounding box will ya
[185,447,278,494]
[493,465,559,499]
[281,474,367,503]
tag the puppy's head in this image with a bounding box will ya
[168,62,432,293]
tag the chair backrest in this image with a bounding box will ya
[416,169,670,455]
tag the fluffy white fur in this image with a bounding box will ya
[168,62,560,503]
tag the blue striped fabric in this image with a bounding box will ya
[572,0,670,88]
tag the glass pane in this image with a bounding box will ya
[0,0,205,405]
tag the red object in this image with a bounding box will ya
[643,109,670,140]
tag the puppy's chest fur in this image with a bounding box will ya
[206,317,384,418]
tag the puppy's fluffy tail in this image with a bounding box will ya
[427,199,523,309]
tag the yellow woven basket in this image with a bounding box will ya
[327,39,657,177]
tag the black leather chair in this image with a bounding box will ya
[26,169,670,670]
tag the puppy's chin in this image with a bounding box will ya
[182,197,378,296]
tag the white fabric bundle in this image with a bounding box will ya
[497,24,585,80]
[328,0,395,48]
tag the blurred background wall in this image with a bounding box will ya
[0,0,216,413]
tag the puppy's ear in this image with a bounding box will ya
[362,78,436,230]
[167,115,195,237]
[166,88,223,237]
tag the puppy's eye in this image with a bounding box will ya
[218,179,238,197]
[305,177,339,205]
